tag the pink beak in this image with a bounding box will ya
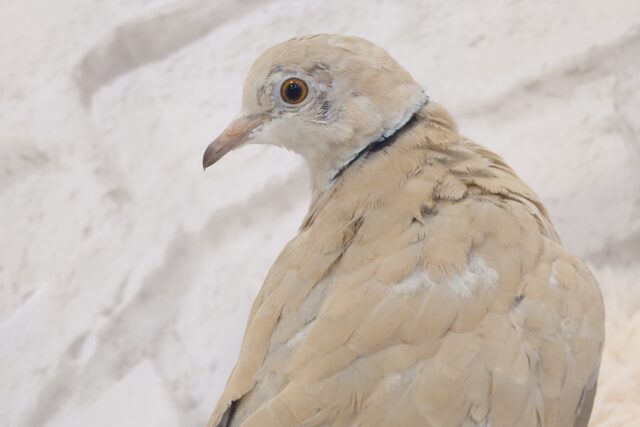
[203,113,270,169]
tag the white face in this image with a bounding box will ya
[242,63,358,162]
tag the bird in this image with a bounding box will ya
[202,34,605,427]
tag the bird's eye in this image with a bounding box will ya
[280,78,308,105]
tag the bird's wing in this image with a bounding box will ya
[222,202,603,427]
[574,381,598,427]
[208,203,357,426]
[208,103,604,427]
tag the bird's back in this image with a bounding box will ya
[210,102,604,427]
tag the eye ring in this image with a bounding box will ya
[280,78,309,105]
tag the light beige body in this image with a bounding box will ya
[203,35,604,427]
[207,103,604,427]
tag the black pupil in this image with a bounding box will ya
[285,82,302,101]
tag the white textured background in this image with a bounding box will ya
[1,1,639,426]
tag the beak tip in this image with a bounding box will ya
[202,159,214,171]
[202,145,218,171]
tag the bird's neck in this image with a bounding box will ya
[301,101,558,246]
[307,98,429,200]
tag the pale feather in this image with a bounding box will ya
[208,102,604,427]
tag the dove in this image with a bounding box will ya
[202,34,605,427]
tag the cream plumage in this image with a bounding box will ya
[202,34,604,427]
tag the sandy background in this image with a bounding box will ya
[1,0,639,426]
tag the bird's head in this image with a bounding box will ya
[203,34,427,191]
